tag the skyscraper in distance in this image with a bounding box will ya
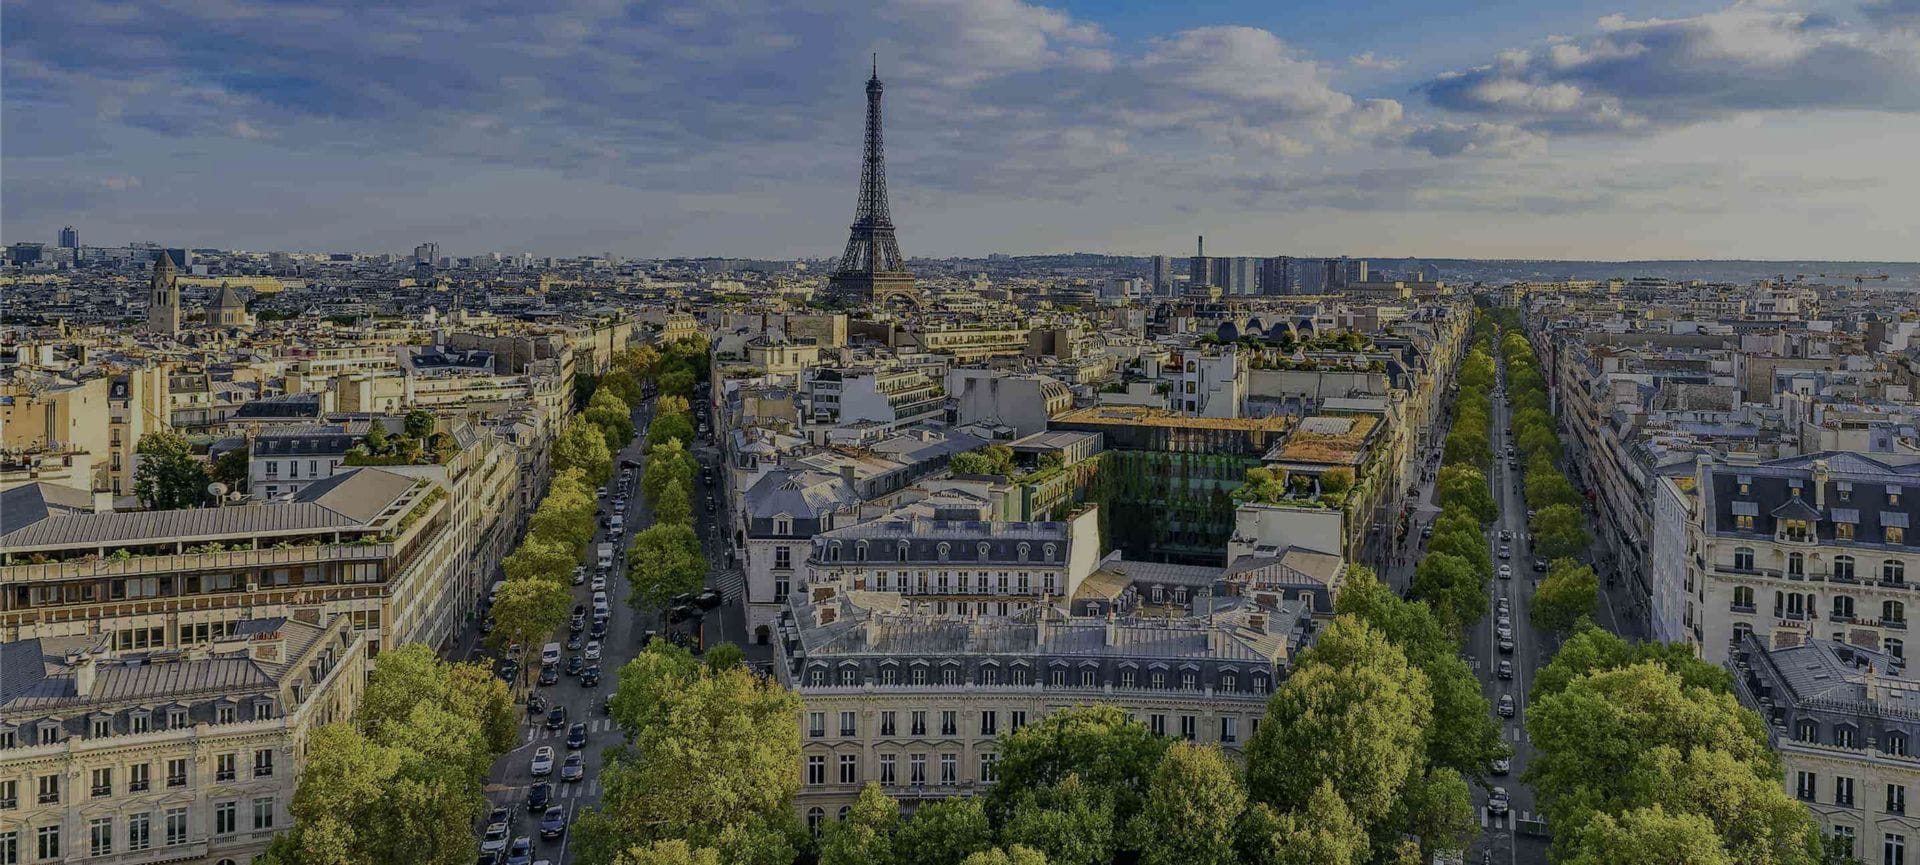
[58,225,78,249]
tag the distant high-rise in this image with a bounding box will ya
[1223,257,1259,294]
[1151,255,1173,294]
[1326,257,1368,289]
[413,242,440,265]
[1188,236,1215,289]
[1259,256,1293,295]
[147,252,181,336]
[58,225,78,249]
[827,57,916,306]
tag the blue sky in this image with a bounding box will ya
[4,0,1917,260]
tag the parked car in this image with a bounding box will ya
[526,694,547,715]
[1533,558,1548,572]
[530,746,555,776]
[1497,625,1514,640]
[1498,529,1513,541]
[560,752,586,782]
[695,589,724,610]
[537,666,559,686]
[584,640,602,661]
[566,723,588,750]
[589,619,608,639]
[481,825,510,855]
[1497,694,1516,718]
[539,806,568,839]
[1498,545,1512,559]
[565,656,585,676]
[1498,564,1512,579]
[565,634,583,651]
[572,567,586,586]
[591,574,607,592]
[1498,637,1515,654]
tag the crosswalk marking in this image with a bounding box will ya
[711,566,745,603]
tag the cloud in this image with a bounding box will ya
[1349,51,1405,71]
[1863,0,1920,28]
[1402,122,1546,158]
[1421,2,1920,134]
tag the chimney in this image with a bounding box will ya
[1035,601,1049,647]
[1196,235,1205,259]
[1104,609,1118,646]
[1247,612,1268,634]
[840,464,856,486]
[73,652,97,697]
[93,491,113,514]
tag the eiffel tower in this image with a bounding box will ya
[828,56,917,306]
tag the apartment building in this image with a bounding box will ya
[801,366,945,433]
[0,614,366,865]
[1729,636,1917,865]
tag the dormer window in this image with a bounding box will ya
[774,516,792,535]
[90,716,111,739]
[1043,544,1057,562]
[898,542,910,562]
[855,542,868,562]
[216,704,236,724]
[1890,485,1903,506]
[1018,543,1030,562]
[253,701,273,721]
[978,542,991,560]
[167,707,188,729]
[938,542,951,561]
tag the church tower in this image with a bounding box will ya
[147,252,181,335]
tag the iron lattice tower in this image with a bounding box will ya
[830,56,916,305]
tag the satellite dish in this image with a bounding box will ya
[207,482,228,498]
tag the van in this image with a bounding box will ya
[609,514,624,533]
[488,580,506,605]
[540,642,562,666]
[597,543,614,570]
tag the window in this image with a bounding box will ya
[1220,716,1238,744]
[880,712,897,737]
[1833,826,1856,858]
[217,704,236,725]
[980,752,998,784]
[879,754,897,784]
[880,667,897,686]
[838,754,859,784]
[806,755,826,785]
[1733,586,1755,609]
[1788,552,1805,577]
[1888,600,1908,624]
[1891,783,1909,816]
[128,813,150,851]
[1736,514,1755,531]
[912,666,927,686]
[839,667,858,686]
[1887,560,1907,584]
[1887,834,1906,865]
[1121,669,1136,688]
[165,808,188,845]
[0,831,13,865]
[91,716,111,738]
[941,666,959,686]
[809,712,825,738]
[807,807,825,836]
[1892,639,1907,662]
[1836,725,1858,748]
[940,753,957,784]
[941,711,957,736]
[774,577,789,603]
[980,711,997,736]
[1835,595,1856,620]
[1797,719,1819,742]
[1889,731,1910,757]
[1181,671,1197,690]
[1796,771,1817,801]
[0,779,14,810]
[1180,715,1197,741]
[89,818,112,857]
[1221,672,1237,692]
[1080,668,1096,687]
[1836,776,1856,807]
[254,748,274,777]
[216,752,237,782]
[1150,671,1165,689]
[1734,547,1755,570]
[35,827,57,861]
[911,711,927,736]
[130,712,150,734]
[1050,668,1066,687]
[1011,666,1029,686]
[166,758,188,787]
[216,801,237,835]
[35,774,58,805]
[91,766,111,797]
[840,711,857,737]
[773,546,791,570]
[910,753,927,784]
[1838,522,1856,541]
[254,702,272,721]
[981,666,998,686]
[1892,526,1908,545]
[1010,711,1027,732]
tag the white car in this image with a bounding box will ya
[591,574,607,592]
[584,641,602,661]
[1498,564,1513,579]
[531,746,555,776]
[1497,625,1514,640]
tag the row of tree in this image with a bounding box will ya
[627,340,708,614]
[1416,316,1503,636]
[261,645,517,865]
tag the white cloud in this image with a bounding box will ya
[1348,51,1405,70]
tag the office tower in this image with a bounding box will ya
[58,225,78,249]
[413,242,440,265]
[1325,256,1368,289]
[1225,257,1259,294]
[828,57,916,306]
[1188,236,1215,289]
[1259,256,1292,295]
[147,251,181,335]
[1151,255,1173,294]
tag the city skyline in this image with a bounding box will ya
[5,0,1918,260]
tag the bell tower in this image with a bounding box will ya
[147,252,181,335]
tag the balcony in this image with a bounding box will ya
[0,543,394,584]
[1730,603,1757,614]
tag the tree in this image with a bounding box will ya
[1436,465,1497,524]
[586,664,801,863]
[1317,467,1354,495]
[608,641,701,739]
[588,401,637,453]
[657,367,696,397]
[627,521,706,610]
[613,840,724,865]
[658,394,691,416]
[642,438,696,509]
[1232,467,1290,504]
[952,444,1016,477]
[960,847,1049,865]
[530,489,597,554]
[984,705,1169,829]
[555,421,614,486]
[503,534,578,584]
[488,576,571,660]
[1001,774,1117,865]
[1561,806,1733,865]
[1234,782,1366,865]
[648,412,695,449]
[653,479,692,525]
[364,422,390,454]
[892,796,992,865]
[1526,467,1584,511]
[615,345,661,380]
[703,642,745,672]
[1130,743,1245,865]
[133,429,209,509]
[404,409,437,439]
[1394,768,1475,861]
[1410,552,1488,636]
[211,444,250,493]
[1531,503,1592,560]
[819,783,900,865]
[1533,624,1732,700]
[1245,617,1430,831]
[1534,559,1600,635]
[604,369,646,407]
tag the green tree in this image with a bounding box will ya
[488,576,571,662]
[1317,466,1354,495]
[1394,768,1476,861]
[211,444,250,493]
[1002,774,1116,865]
[1232,467,1290,504]
[819,783,899,865]
[404,409,437,439]
[588,401,637,453]
[555,421,614,486]
[1533,624,1732,700]
[642,437,697,509]
[703,642,746,672]
[648,412,695,449]
[1561,806,1733,865]
[984,705,1169,829]
[615,345,661,380]
[1130,743,1245,865]
[657,394,691,416]
[627,521,707,610]
[1234,782,1366,865]
[503,534,578,584]
[1531,503,1593,560]
[364,422,390,453]
[652,479,692,525]
[1436,465,1498,523]
[1245,617,1430,831]
[133,429,209,509]
[893,796,993,865]
[603,369,646,407]
[657,367,696,397]
[608,641,701,739]
[1410,552,1488,636]
[612,839,724,865]
[959,846,1049,865]
[1534,559,1600,635]
[952,444,1016,477]
[1525,469,1584,511]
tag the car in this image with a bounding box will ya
[561,752,586,782]
[481,825,510,855]
[530,746,555,776]
[1497,660,1514,680]
[1497,625,1514,640]
[1509,460,1519,469]
[1489,787,1511,815]
[496,659,518,682]
[1420,525,1433,539]
[538,666,559,686]
[526,693,547,715]
[1498,637,1515,654]
[1498,545,1512,559]
[485,807,512,834]
[1526,508,1537,521]
[565,633,584,651]
[695,588,724,610]
[565,656,585,676]
[613,499,626,514]
[589,620,608,639]
[1496,597,1511,613]
[584,640,602,661]
[1498,529,1513,541]
[572,567,586,586]
[706,498,716,513]
[539,806,568,839]
[581,666,601,688]
[1497,694,1516,718]
[596,486,607,498]
[1490,757,1510,776]
[591,574,607,592]
[1498,564,1512,579]
[527,782,551,811]
[1533,558,1548,572]
[506,836,533,865]
[1497,614,1512,629]
[478,852,502,865]
[566,723,588,750]
[545,705,567,730]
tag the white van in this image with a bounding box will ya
[597,543,614,570]
[609,514,624,534]
[540,642,562,666]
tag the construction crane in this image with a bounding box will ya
[1814,272,1891,283]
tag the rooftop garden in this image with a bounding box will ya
[343,411,461,466]
[1232,465,1355,509]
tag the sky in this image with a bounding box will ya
[4,0,1918,261]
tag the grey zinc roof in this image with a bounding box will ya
[1770,497,1822,521]
[0,483,95,537]
[745,470,861,520]
[295,467,420,523]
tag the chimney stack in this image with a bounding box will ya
[93,491,113,514]
[73,652,97,697]
[1104,609,1118,646]
[1197,235,1205,258]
